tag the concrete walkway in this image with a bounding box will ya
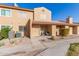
[36,36,79,56]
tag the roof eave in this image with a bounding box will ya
[0,5,34,12]
[32,21,79,26]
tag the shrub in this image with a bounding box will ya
[0,27,11,39]
[0,33,4,40]
[60,28,69,37]
[67,43,79,56]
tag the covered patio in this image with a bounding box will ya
[53,22,79,36]
[29,21,79,38]
[31,21,53,37]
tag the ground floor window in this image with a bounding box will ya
[1,25,12,30]
[19,26,26,32]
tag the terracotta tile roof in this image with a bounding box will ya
[0,5,33,12]
[32,21,79,26]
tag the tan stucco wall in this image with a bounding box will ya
[34,7,52,22]
[51,25,56,36]
[65,26,73,35]
[69,27,73,35]
[76,26,79,34]
[0,7,79,38]
[65,26,69,29]
[30,25,41,38]
[0,8,33,36]
[73,27,77,34]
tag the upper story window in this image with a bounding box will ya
[0,9,12,17]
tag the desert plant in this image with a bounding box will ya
[67,43,79,56]
[60,28,69,37]
[0,33,4,40]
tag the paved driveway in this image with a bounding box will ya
[36,36,79,56]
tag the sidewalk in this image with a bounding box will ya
[36,36,79,56]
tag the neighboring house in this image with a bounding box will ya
[0,5,79,38]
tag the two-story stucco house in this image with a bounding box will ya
[0,5,79,38]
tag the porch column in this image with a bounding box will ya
[65,26,70,35]
[65,26,73,35]
[29,19,33,38]
[69,27,73,35]
[51,25,56,36]
[76,26,79,34]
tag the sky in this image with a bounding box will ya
[1,3,79,22]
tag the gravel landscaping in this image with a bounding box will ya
[0,37,50,56]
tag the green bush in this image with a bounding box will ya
[0,34,4,40]
[0,27,11,39]
[60,28,69,37]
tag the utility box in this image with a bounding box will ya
[15,32,22,38]
[8,30,15,39]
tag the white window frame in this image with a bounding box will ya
[0,8,12,17]
[1,24,13,30]
[0,24,13,30]
[0,8,1,16]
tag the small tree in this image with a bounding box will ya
[60,28,69,37]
